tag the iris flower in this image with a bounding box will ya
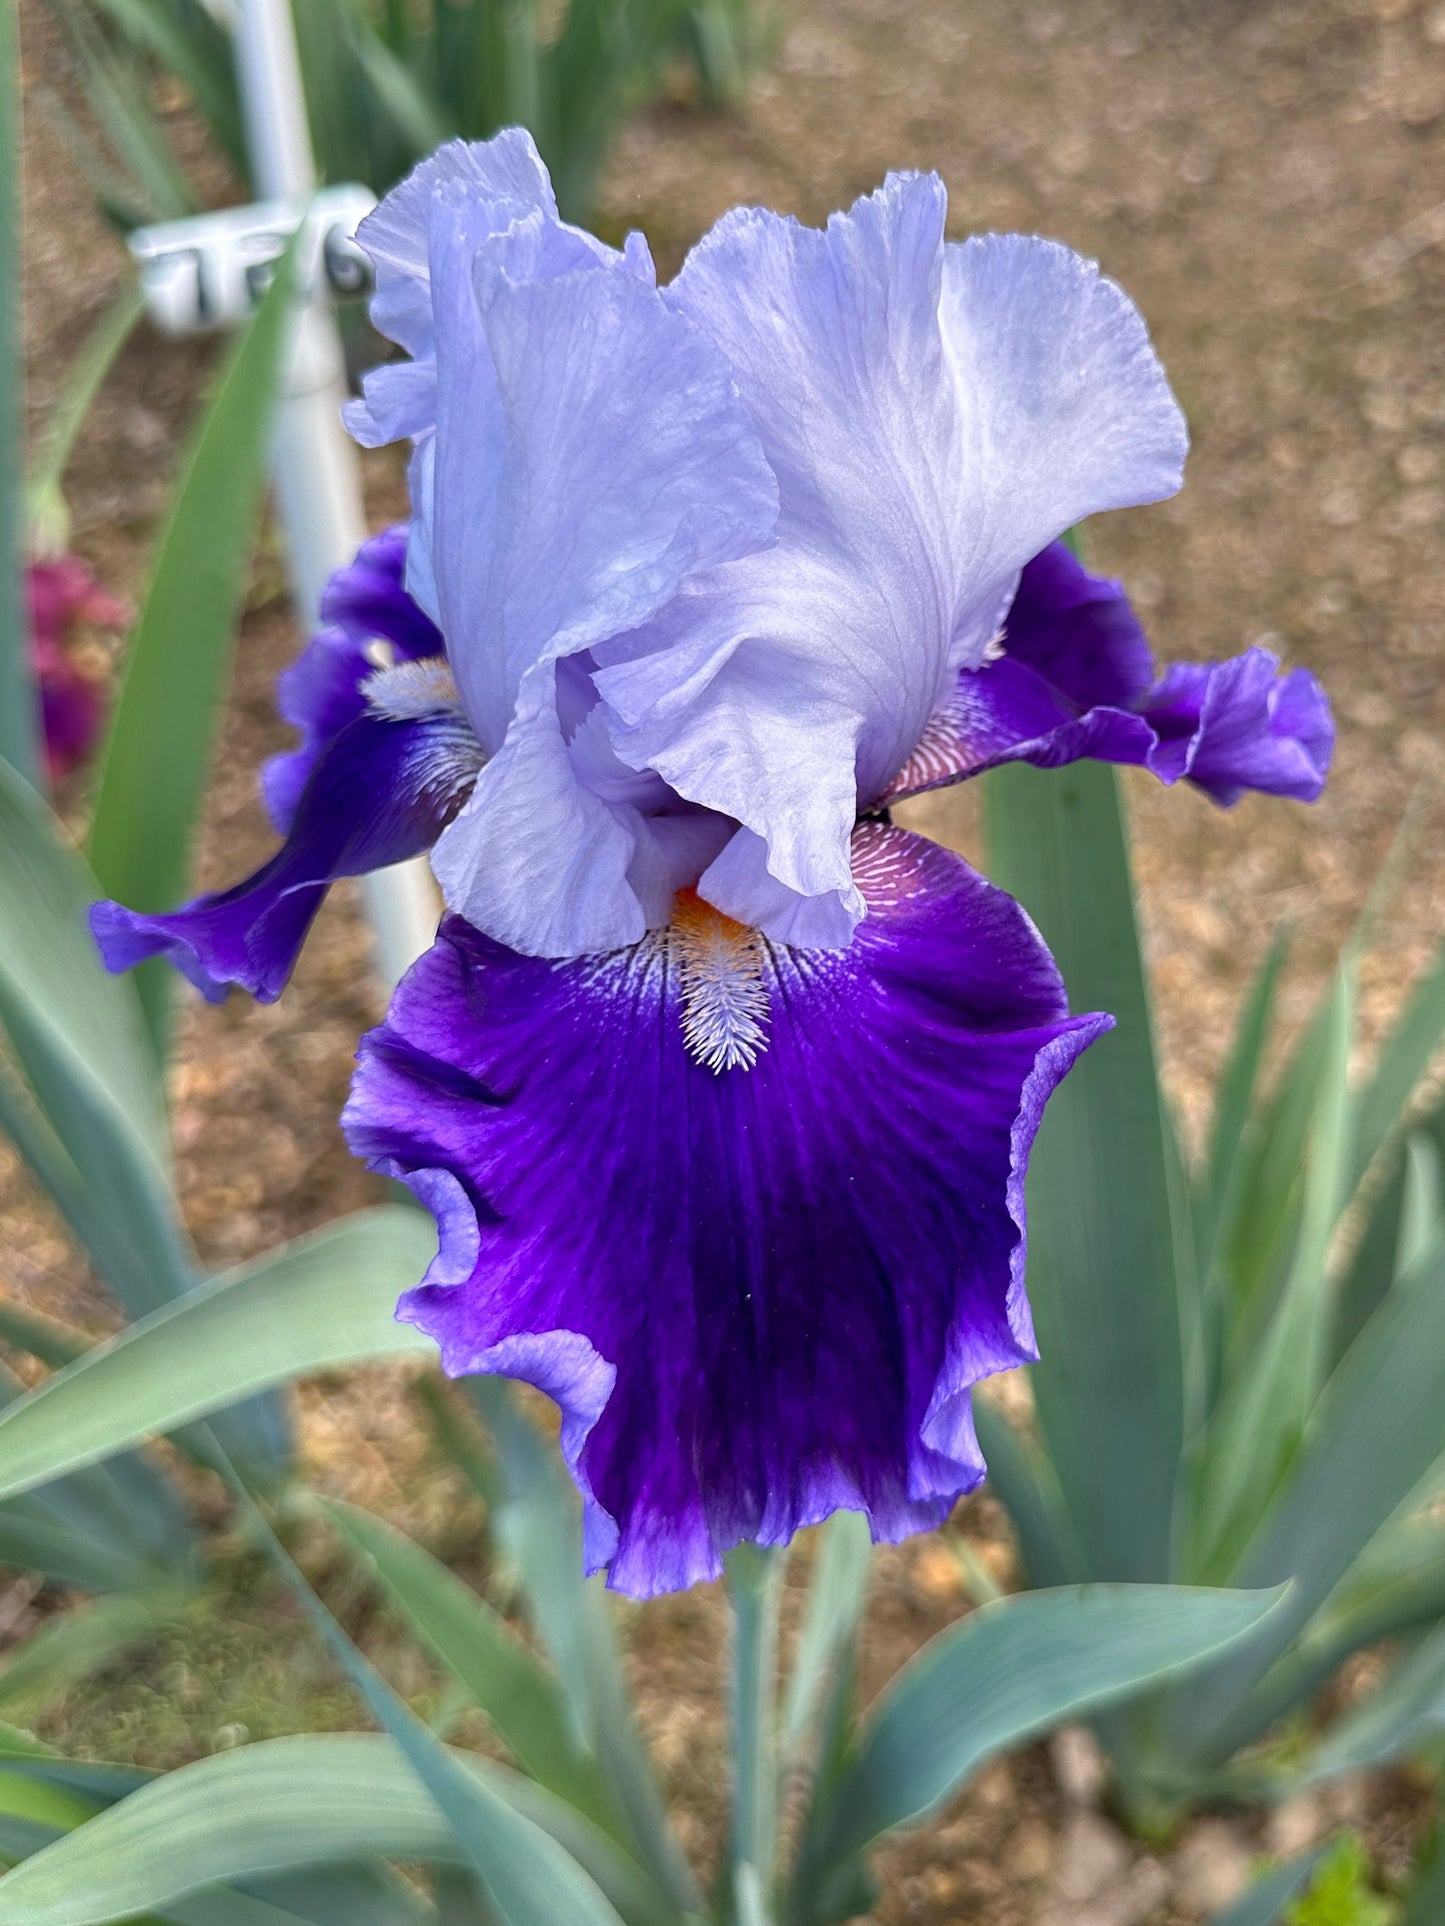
[92,134,1331,1595]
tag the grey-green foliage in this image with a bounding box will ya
[0,731,289,1493]
[0,1732,440,1921]
[0,1322,1289,1926]
[1403,1824,1445,1926]
[0,762,454,1826]
[0,772,436,1592]
[0,693,423,1640]
[672,0,783,111]
[55,0,779,228]
[0,209,301,1605]
[1207,1847,1329,1926]
[1211,1833,1406,1926]
[1218,1823,1445,1926]
[981,752,1445,1823]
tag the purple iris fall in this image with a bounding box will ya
[91,133,1333,1595]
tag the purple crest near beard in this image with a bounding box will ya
[262,526,444,833]
[884,542,1334,807]
[91,531,474,1005]
[343,821,1111,1596]
[91,702,480,1003]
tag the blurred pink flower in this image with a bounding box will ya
[27,555,126,779]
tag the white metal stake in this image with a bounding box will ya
[232,0,439,994]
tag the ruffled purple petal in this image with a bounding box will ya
[261,631,377,833]
[885,543,1334,807]
[261,527,444,832]
[343,821,1110,1596]
[1139,648,1334,804]
[92,699,483,1003]
[881,656,1159,800]
[997,542,1155,711]
[319,524,444,663]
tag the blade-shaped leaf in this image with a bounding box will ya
[1192,967,1354,1580]
[0,1209,434,1504]
[88,244,291,1053]
[725,1544,784,1904]
[0,759,167,1164]
[0,1083,201,1422]
[0,1793,440,1924]
[432,1869,490,1926]
[0,1784,416,1926]
[236,1473,643,1926]
[86,0,243,170]
[0,1303,87,1370]
[797,1582,1285,1878]
[973,1396,1075,1590]
[1301,1620,1445,1784]
[0,987,191,1321]
[231,1864,438,1926]
[318,1497,625,1838]
[1172,1223,1445,1766]
[981,759,1185,1581]
[0,1503,171,1594]
[13,1434,195,1582]
[1321,1515,1445,1637]
[0,763,216,1352]
[1231,1516,1445,1747]
[1333,1151,1409,1372]
[1404,1829,1445,1926]
[289,0,376,190]
[52,0,194,221]
[26,282,144,551]
[460,1377,594,1733]
[0,1318,193,1569]
[1198,925,1292,1281]
[1333,1089,1445,1369]
[348,13,455,163]
[0,1733,147,1803]
[458,1379,699,1915]
[1222,973,1340,1328]
[1396,1130,1444,1282]
[0,1823,410,1926]
[0,1591,180,1716]
[0,1769,98,1844]
[1349,937,1445,1197]
[781,1512,872,1758]
[0,1734,669,1926]
[1208,1849,1329,1926]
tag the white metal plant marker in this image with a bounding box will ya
[127,0,440,995]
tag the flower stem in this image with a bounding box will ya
[725,1542,786,1924]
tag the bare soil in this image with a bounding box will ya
[7,0,1445,1917]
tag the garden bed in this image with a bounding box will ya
[7,0,1445,1916]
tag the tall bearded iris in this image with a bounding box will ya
[92,133,1332,1595]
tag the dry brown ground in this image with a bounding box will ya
[7,0,1445,1918]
